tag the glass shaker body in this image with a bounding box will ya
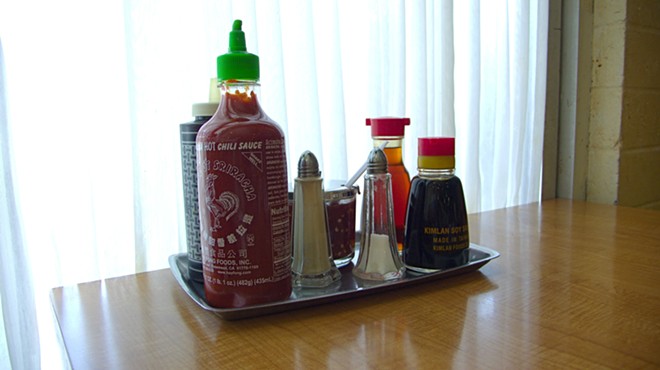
[291,181,341,287]
[324,184,358,268]
[403,138,469,272]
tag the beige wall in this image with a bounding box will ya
[589,0,625,205]
[619,0,660,209]
[544,0,660,210]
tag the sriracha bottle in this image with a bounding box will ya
[196,20,292,308]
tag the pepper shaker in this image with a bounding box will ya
[291,151,341,288]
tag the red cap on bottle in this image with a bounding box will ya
[365,117,410,137]
[418,137,455,156]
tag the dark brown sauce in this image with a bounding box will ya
[403,176,469,269]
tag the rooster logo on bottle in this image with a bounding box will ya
[205,173,240,232]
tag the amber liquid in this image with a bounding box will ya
[382,146,411,251]
[403,175,469,270]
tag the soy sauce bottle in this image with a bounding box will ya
[196,20,291,308]
[403,137,469,272]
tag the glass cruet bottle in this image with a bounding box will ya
[366,117,411,252]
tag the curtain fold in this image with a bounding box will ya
[0,38,41,370]
[0,1,547,368]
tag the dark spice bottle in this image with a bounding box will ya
[196,20,292,308]
[403,137,469,272]
[180,80,219,282]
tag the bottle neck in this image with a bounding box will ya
[418,167,455,179]
[218,80,264,118]
[372,137,403,148]
[373,137,404,164]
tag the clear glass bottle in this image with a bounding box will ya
[366,117,411,252]
[353,148,405,281]
[291,151,341,288]
[403,137,469,272]
[196,20,291,308]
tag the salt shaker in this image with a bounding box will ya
[353,148,405,281]
[291,151,341,288]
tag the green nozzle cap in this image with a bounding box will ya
[217,20,259,81]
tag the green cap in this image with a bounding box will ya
[217,20,260,81]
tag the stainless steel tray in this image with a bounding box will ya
[169,243,499,320]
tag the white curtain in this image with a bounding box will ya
[0,0,548,368]
[1,38,41,370]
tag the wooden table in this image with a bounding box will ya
[51,200,660,369]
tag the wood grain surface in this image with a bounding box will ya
[51,200,660,369]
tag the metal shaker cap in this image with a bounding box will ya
[367,148,388,174]
[297,150,321,178]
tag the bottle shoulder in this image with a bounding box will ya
[388,163,411,177]
[197,115,285,142]
[411,173,463,186]
[198,86,283,139]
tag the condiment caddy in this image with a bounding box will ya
[174,19,500,318]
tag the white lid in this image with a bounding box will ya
[192,102,218,117]
[191,78,220,117]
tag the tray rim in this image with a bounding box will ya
[169,243,499,320]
